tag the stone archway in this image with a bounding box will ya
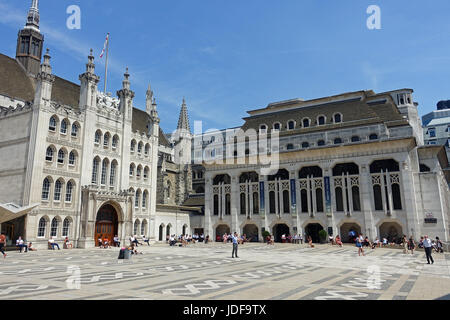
[158,224,165,241]
[379,221,403,243]
[95,204,119,247]
[243,224,259,242]
[339,222,362,243]
[272,224,290,243]
[305,223,324,243]
[215,224,230,242]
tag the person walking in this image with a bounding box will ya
[402,235,409,254]
[231,232,239,258]
[423,235,434,264]
[0,233,6,258]
[408,236,415,254]
[356,234,365,256]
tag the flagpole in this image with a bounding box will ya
[104,33,109,94]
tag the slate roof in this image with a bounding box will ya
[51,76,80,107]
[0,54,35,102]
[132,107,171,147]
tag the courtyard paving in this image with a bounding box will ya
[0,242,449,300]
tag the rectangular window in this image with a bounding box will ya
[428,128,436,138]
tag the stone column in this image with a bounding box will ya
[360,164,376,240]
[230,174,239,233]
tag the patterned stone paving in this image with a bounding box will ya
[0,242,449,300]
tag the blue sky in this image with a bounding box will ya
[1,0,450,134]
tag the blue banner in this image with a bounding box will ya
[259,181,265,214]
[290,179,297,212]
[324,176,331,213]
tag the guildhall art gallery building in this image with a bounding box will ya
[0,2,449,248]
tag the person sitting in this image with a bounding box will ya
[48,237,60,250]
[372,238,380,249]
[308,236,315,248]
[222,233,228,244]
[28,242,37,251]
[132,235,142,247]
[435,237,444,253]
[329,235,334,245]
[335,235,343,247]
[205,235,209,244]
[142,235,150,246]
[363,237,371,248]
[382,237,388,247]
[16,236,28,253]
[113,235,120,247]
[281,234,286,244]
[103,238,110,249]
[98,237,103,248]
[64,237,73,249]
[418,237,424,249]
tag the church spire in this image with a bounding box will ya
[146,84,154,114]
[26,0,40,31]
[177,97,191,134]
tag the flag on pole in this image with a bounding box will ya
[100,33,109,58]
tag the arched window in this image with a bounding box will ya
[46,147,54,162]
[65,181,73,202]
[392,184,402,210]
[54,180,62,202]
[42,178,51,200]
[62,218,70,237]
[273,123,281,131]
[225,194,231,215]
[49,116,57,131]
[283,190,290,213]
[369,134,378,140]
[110,162,117,186]
[287,121,295,130]
[351,136,360,142]
[57,149,65,164]
[352,186,361,211]
[334,138,342,145]
[302,118,310,128]
[138,142,143,154]
[38,218,46,237]
[134,220,140,236]
[129,164,135,177]
[144,167,149,179]
[317,140,325,146]
[316,188,323,212]
[130,140,136,152]
[101,159,109,185]
[92,158,99,184]
[71,123,78,137]
[142,191,147,208]
[60,120,68,134]
[317,116,325,125]
[141,220,147,236]
[335,187,344,212]
[103,133,110,147]
[334,113,342,123]
[50,218,59,237]
[301,189,308,213]
[135,190,140,208]
[145,144,150,155]
[69,151,76,166]
[112,135,119,149]
[240,193,246,215]
[253,192,259,214]
[302,142,309,148]
[94,131,101,144]
[260,124,267,133]
[136,166,142,178]
[286,144,294,150]
[269,191,276,214]
[373,185,383,210]
[213,195,219,215]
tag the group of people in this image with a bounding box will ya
[168,234,210,247]
[221,233,249,245]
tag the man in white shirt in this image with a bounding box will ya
[423,235,434,264]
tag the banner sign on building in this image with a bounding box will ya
[290,179,297,213]
[259,181,265,215]
[324,176,331,214]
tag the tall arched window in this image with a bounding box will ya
[71,123,78,137]
[94,131,101,144]
[46,147,54,161]
[58,149,65,164]
[317,116,325,125]
[103,133,110,147]
[287,121,295,130]
[50,218,59,237]
[273,123,281,131]
[145,144,150,155]
[49,116,57,131]
[69,151,76,166]
[129,164,135,177]
[301,189,308,213]
[352,186,361,211]
[60,120,68,134]
[373,185,383,210]
[101,159,109,185]
[141,220,147,236]
[142,191,147,208]
[225,194,231,215]
[110,162,117,186]
[54,180,62,201]
[316,188,323,212]
[240,193,246,215]
[138,142,143,154]
[135,190,141,208]
[213,195,219,215]
[334,113,342,123]
[112,135,119,149]
[62,218,70,237]
[38,218,46,237]
[335,187,344,212]
[302,118,310,128]
[92,158,99,184]
[130,140,136,152]
[134,220,140,235]
[42,178,51,200]
[283,190,290,213]
[253,192,259,214]
[65,181,73,202]
[144,167,149,179]
[392,184,402,210]
[269,191,276,214]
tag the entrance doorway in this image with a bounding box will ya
[273,224,290,242]
[340,223,362,243]
[379,222,403,243]
[95,204,118,246]
[243,224,259,242]
[305,223,323,243]
[215,225,230,242]
[1,216,25,247]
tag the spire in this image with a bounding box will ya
[146,84,154,113]
[86,49,95,74]
[25,0,40,31]
[177,97,191,134]
[122,67,130,90]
